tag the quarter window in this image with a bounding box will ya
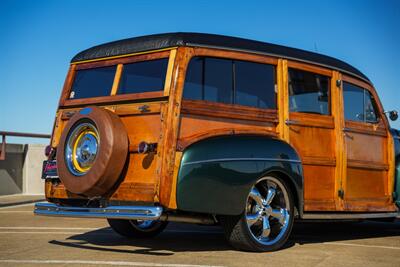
[183,57,276,109]
[288,68,330,115]
[343,82,378,123]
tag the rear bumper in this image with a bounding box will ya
[34,202,163,220]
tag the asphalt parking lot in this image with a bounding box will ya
[0,202,399,267]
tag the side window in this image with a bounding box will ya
[183,57,233,104]
[235,61,276,108]
[288,68,330,115]
[183,56,276,109]
[343,82,378,123]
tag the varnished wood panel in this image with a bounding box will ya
[181,100,278,123]
[157,47,189,207]
[62,91,165,107]
[303,165,336,211]
[345,168,388,200]
[75,51,170,70]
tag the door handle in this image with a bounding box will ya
[285,119,299,126]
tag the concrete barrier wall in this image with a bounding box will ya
[0,144,46,195]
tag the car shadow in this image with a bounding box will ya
[290,219,400,246]
[49,223,232,255]
[49,220,399,255]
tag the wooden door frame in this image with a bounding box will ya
[340,74,396,211]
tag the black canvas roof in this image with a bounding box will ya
[71,32,369,82]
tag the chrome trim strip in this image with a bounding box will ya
[302,212,400,220]
[182,157,301,167]
[34,202,163,220]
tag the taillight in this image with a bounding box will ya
[45,145,52,157]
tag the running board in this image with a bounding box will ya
[302,212,400,220]
[34,202,162,220]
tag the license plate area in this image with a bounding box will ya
[42,160,59,179]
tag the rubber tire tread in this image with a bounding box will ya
[107,219,168,238]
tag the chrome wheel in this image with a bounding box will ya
[245,177,290,246]
[65,122,99,176]
[221,175,294,252]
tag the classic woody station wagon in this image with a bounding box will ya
[35,33,400,251]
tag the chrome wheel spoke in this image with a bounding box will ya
[265,187,276,205]
[249,187,265,207]
[261,216,271,238]
[271,208,288,225]
[246,212,262,227]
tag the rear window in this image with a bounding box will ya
[118,58,169,94]
[70,66,116,99]
[69,57,169,100]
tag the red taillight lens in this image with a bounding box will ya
[45,145,52,157]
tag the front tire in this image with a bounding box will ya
[107,219,168,238]
[221,175,294,252]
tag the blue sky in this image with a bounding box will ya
[0,0,399,144]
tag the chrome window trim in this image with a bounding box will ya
[182,157,301,167]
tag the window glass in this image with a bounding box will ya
[364,91,378,122]
[118,58,168,94]
[70,65,116,99]
[235,61,276,108]
[288,68,330,115]
[183,57,203,100]
[343,82,378,123]
[183,57,233,103]
[183,57,276,109]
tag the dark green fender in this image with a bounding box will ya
[391,129,400,208]
[176,135,303,216]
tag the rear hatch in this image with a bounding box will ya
[46,50,176,204]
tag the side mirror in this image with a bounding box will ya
[386,110,398,121]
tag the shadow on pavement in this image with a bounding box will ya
[49,220,399,254]
[290,219,400,245]
[50,223,231,255]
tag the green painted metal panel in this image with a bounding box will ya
[176,135,303,215]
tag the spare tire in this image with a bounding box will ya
[57,106,128,197]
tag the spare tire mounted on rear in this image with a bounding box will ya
[57,106,128,197]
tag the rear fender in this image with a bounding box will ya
[176,135,303,216]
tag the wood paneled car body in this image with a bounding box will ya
[35,33,400,252]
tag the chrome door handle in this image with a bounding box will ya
[285,119,299,126]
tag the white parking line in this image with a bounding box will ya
[0,231,111,235]
[0,213,33,215]
[0,226,105,230]
[0,259,224,267]
[324,242,400,250]
[0,203,35,209]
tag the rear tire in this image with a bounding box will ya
[107,219,168,238]
[221,175,294,252]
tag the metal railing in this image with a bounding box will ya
[0,131,51,160]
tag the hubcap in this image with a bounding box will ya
[245,177,290,245]
[129,220,156,231]
[65,122,99,176]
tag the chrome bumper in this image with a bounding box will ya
[34,202,163,220]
